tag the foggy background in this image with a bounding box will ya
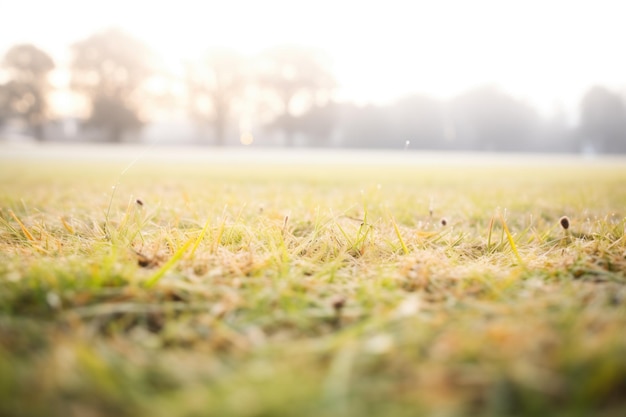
[1,0,625,153]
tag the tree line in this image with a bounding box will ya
[1,28,625,152]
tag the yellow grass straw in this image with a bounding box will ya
[9,210,35,241]
[390,214,409,255]
[60,217,75,235]
[499,213,524,265]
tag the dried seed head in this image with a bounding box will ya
[137,257,151,268]
[135,251,154,268]
[332,296,346,311]
[440,218,447,226]
[559,216,570,230]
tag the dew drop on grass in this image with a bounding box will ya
[331,296,346,311]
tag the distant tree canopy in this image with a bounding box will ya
[448,86,540,150]
[326,89,544,151]
[71,28,154,142]
[340,103,394,148]
[294,102,338,146]
[186,49,247,146]
[0,44,54,140]
[257,45,335,145]
[391,95,446,149]
[3,33,626,153]
[580,86,626,152]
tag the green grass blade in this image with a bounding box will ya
[190,218,211,258]
[144,238,193,288]
[335,221,353,248]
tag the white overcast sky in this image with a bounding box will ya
[1,0,625,117]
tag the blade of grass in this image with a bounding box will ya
[103,147,151,239]
[144,238,194,288]
[9,209,35,241]
[212,205,228,254]
[190,218,211,258]
[390,214,409,255]
[60,216,75,235]
[335,221,353,249]
[487,215,494,252]
[117,196,135,234]
[499,213,524,265]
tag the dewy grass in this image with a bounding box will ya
[0,157,626,417]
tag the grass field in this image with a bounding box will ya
[1,150,626,417]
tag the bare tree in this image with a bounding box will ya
[187,49,247,146]
[71,28,154,142]
[256,45,335,146]
[1,44,54,140]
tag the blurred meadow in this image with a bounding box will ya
[1,152,626,416]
